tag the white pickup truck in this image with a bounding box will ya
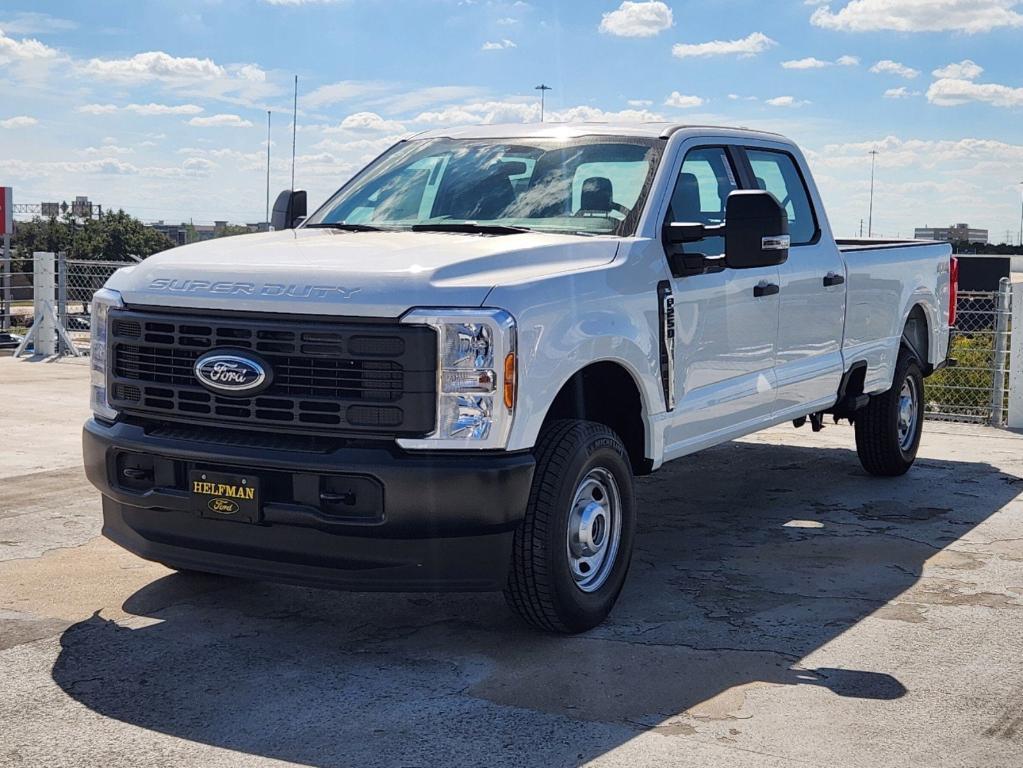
[84,123,955,633]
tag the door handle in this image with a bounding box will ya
[753,282,780,298]
[823,272,845,287]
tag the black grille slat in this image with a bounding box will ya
[107,309,437,438]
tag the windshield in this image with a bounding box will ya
[304,136,664,236]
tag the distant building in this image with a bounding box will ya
[914,223,989,244]
[146,220,266,246]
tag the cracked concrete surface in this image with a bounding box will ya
[2,357,1023,767]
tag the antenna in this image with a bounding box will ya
[291,75,298,192]
[535,84,552,123]
[265,110,271,228]
[867,148,879,238]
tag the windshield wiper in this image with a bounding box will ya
[410,222,531,235]
[305,222,385,232]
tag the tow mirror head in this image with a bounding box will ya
[663,222,708,245]
[724,190,790,269]
[271,189,307,230]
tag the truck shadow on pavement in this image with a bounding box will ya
[52,439,1022,766]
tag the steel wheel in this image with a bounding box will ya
[897,375,919,452]
[566,467,622,593]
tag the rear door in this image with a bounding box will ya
[662,145,780,453]
[741,145,846,415]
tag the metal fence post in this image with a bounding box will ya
[1008,278,1023,429]
[57,251,68,355]
[990,278,1011,426]
[1,233,10,332]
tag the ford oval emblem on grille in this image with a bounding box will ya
[194,351,270,395]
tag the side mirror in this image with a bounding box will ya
[724,190,789,269]
[271,189,307,230]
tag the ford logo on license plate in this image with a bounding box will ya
[194,351,271,395]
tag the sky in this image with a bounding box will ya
[1,0,1022,241]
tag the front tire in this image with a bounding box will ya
[855,348,924,476]
[504,420,636,633]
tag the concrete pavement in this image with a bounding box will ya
[2,355,1023,767]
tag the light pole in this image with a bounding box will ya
[867,148,879,238]
[1018,181,1022,247]
[535,84,552,123]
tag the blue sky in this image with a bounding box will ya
[1,0,1022,241]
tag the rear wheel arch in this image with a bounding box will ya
[903,303,930,369]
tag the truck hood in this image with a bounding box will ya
[107,228,620,317]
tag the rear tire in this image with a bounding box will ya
[855,348,924,477]
[504,419,636,634]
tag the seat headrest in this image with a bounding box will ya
[580,177,613,212]
[671,172,702,219]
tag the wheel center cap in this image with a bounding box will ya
[574,501,607,556]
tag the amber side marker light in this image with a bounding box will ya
[504,352,516,409]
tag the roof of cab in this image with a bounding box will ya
[408,122,788,142]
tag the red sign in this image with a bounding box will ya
[0,187,10,236]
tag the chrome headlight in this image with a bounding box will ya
[398,308,516,450]
[90,288,123,420]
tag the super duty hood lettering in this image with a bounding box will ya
[148,278,361,300]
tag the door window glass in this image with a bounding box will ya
[667,147,738,257]
[746,149,818,245]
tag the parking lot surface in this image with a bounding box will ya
[2,356,1023,767]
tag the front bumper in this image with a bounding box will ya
[83,419,535,591]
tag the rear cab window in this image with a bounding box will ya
[744,149,819,245]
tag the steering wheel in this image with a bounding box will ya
[575,202,631,219]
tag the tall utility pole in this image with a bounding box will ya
[265,111,271,227]
[1018,181,1022,247]
[535,84,552,122]
[291,75,298,192]
[867,148,879,238]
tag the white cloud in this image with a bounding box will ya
[870,59,920,79]
[883,86,919,99]
[188,114,254,128]
[0,27,61,64]
[301,80,391,109]
[0,12,77,34]
[672,32,776,59]
[599,1,674,38]
[0,115,37,128]
[927,77,1023,107]
[627,99,653,107]
[79,50,225,83]
[337,111,405,132]
[932,59,984,80]
[126,103,204,116]
[409,99,664,126]
[781,54,859,69]
[77,103,119,115]
[664,92,704,108]
[481,39,517,50]
[782,57,832,69]
[811,0,1023,33]
[766,96,810,107]
[83,144,134,155]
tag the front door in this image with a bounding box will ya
[662,146,780,456]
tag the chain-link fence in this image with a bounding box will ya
[1,252,133,355]
[924,282,1012,425]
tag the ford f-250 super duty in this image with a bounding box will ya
[84,123,955,633]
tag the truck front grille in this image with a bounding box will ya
[107,309,437,438]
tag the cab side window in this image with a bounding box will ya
[667,147,738,257]
[746,149,818,245]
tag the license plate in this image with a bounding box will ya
[190,469,260,523]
